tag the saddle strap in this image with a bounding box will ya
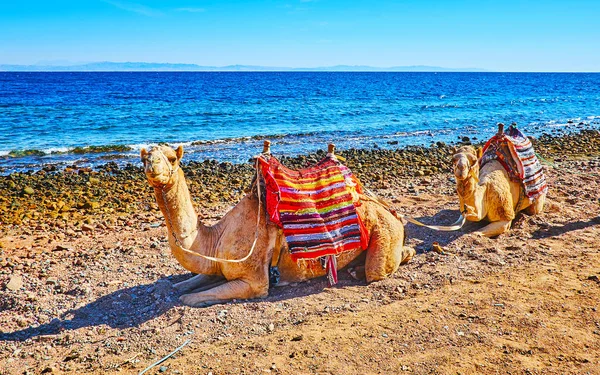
[270,228,284,268]
[269,228,284,286]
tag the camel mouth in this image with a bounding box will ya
[453,164,470,181]
[144,170,171,185]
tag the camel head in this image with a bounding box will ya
[140,145,184,188]
[452,146,480,181]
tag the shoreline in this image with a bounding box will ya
[1,121,599,175]
[1,129,599,231]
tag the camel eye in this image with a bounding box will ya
[168,156,176,164]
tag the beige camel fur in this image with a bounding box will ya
[452,145,546,237]
[141,145,415,307]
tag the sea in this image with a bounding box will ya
[1,72,599,173]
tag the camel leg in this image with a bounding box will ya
[473,220,511,238]
[173,274,222,292]
[364,223,411,283]
[179,279,268,308]
[187,278,228,293]
[525,195,545,215]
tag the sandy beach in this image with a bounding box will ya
[1,130,599,374]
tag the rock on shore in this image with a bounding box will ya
[1,130,599,231]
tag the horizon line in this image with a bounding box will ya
[1,61,599,73]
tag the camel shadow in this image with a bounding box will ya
[1,271,362,342]
[0,274,191,342]
[405,209,484,252]
[531,216,600,239]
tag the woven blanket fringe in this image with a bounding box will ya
[325,255,338,286]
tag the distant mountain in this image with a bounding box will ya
[0,62,487,72]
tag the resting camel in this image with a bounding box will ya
[452,145,546,237]
[141,144,415,307]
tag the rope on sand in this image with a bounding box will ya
[138,339,192,375]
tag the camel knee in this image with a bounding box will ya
[365,243,406,283]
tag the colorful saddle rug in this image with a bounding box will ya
[480,125,548,201]
[258,154,368,273]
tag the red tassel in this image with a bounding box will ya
[326,255,338,286]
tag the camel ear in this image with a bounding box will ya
[140,148,148,162]
[175,145,184,160]
[476,146,483,159]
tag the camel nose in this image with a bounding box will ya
[454,162,469,178]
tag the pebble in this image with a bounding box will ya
[6,275,23,291]
[81,223,94,232]
[46,277,59,286]
[159,366,168,373]
[16,318,29,327]
[1,130,599,231]
[53,244,72,251]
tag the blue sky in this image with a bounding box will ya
[0,0,598,71]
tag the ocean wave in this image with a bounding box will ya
[45,147,71,154]
[4,144,134,158]
[128,143,158,151]
[188,132,324,147]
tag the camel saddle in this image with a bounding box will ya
[480,125,548,202]
[257,153,369,285]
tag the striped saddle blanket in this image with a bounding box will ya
[258,154,368,262]
[480,126,548,201]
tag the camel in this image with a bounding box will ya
[141,144,415,307]
[452,144,546,237]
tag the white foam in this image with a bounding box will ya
[173,141,194,148]
[0,150,9,157]
[44,147,70,154]
[128,143,157,151]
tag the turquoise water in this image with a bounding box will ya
[1,72,599,172]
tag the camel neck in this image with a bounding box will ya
[155,171,197,238]
[153,170,222,274]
